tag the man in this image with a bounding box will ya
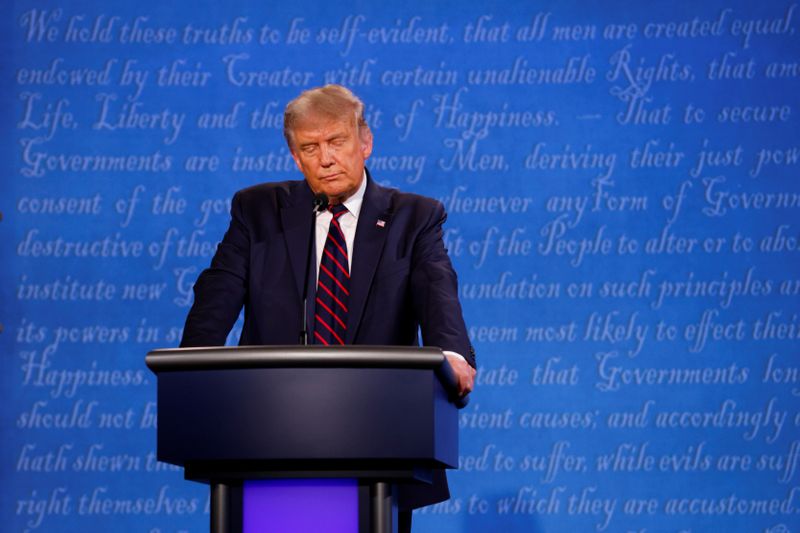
[181,84,475,529]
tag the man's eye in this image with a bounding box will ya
[302,146,317,154]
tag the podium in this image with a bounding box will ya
[145,345,463,533]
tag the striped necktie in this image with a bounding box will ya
[314,204,349,345]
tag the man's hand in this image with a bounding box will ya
[445,352,476,396]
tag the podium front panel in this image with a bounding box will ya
[156,365,457,468]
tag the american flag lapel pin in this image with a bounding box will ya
[376,219,386,228]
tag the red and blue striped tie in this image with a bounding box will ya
[314,204,349,345]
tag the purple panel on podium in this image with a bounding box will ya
[243,478,358,533]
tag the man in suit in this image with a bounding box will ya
[181,84,475,530]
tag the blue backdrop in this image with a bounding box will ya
[2,0,800,531]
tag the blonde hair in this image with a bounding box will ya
[283,84,369,148]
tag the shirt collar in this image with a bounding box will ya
[341,169,367,219]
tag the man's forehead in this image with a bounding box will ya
[293,115,356,138]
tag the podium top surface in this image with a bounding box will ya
[147,345,444,371]
[146,345,465,407]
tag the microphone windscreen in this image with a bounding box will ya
[313,193,329,213]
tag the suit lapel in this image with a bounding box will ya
[280,182,315,299]
[346,174,392,343]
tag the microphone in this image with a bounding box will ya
[300,193,328,345]
[313,193,329,213]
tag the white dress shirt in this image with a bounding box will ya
[314,170,366,278]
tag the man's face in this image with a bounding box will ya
[290,116,373,203]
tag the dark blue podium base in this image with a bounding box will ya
[243,479,358,532]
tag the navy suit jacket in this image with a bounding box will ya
[180,173,474,507]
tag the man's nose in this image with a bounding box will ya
[319,144,334,166]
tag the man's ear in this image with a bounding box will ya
[359,125,373,160]
[290,149,303,172]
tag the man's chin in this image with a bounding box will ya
[325,192,350,205]
[317,184,353,203]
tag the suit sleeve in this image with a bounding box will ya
[180,191,250,347]
[409,200,476,368]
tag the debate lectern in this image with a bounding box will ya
[145,345,464,533]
